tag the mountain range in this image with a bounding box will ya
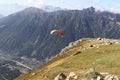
[0,7,120,79]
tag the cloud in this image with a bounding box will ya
[88,0,103,11]
[109,5,118,13]
[70,4,83,10]
[26,0,44,8]
[61,0,64,3]
[94,0,99,4]
[89,0,99,5]
[110,6,115,12]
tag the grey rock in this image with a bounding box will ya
[84,68,104,80]
[104,75,119,80]
[66,72,78,80]
[54,73,66,80]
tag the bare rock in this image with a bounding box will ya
[104,75,119,80]
[84,68,104,80]
[66,72,78,80]
[54,73,66,80]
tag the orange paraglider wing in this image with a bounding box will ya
[50,30,63,37]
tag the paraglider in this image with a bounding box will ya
[50,29,63,37]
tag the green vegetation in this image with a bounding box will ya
[15,38,120,80]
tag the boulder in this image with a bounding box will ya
[54,73,66,80]
[66,72,78,80]
[84,68,104,80]
[104,75,119,80]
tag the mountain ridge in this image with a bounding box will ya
[0,7,120,80]
[15,38,120,80]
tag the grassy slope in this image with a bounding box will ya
[15,38,120,80]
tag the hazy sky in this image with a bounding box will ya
[0,0,120,16]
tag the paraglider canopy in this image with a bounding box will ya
[50,29,63,37]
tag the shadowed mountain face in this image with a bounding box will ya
[0,7,120,79]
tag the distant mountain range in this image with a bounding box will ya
[0,7,120,79]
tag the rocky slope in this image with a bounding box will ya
[15,38,120,80]
[0,7,120,79]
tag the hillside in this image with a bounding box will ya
[15,38,120,80]
[1,6,120,79]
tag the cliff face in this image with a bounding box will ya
[0,7,120,79]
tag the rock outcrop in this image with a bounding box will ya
[54,68,119,80]
[54,73,66,80]
[84,68,104,80]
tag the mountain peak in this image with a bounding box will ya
[88,6,95,12]
[11,7,46,16]
[83,6,96,13]
[23,7,45,13]
[41,5,63,12]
